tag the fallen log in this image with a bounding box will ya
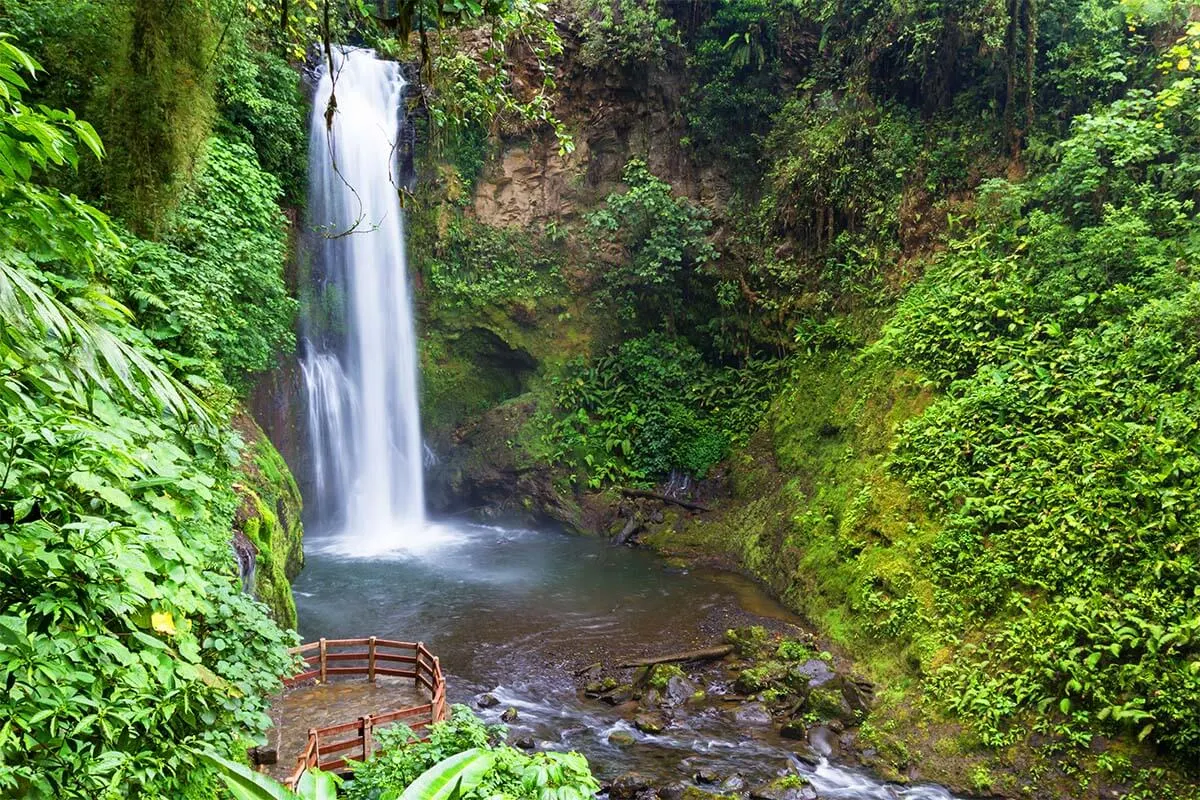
[616,644,734,669]
[618,487,712,512]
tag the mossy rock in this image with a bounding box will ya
[735,661,786,694]
[234,414,303,629]
[805,686,857,725]
[725,625,771,658]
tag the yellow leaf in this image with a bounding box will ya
[1178,58,1191,71]
[151,611,177,636]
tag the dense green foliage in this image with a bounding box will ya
[587,159,717,331]
[418,0,573,158]
[416,0,1200,788]
[346,705,599,800]
[199,750,340,800]
[427,216,564,312]
[571,0,679,71]
[867,47,1200,756]
[111,137,296,386]
[682,0,787,172]
[0,40,297,798]
[215,42,308,207]
[540,335,783,486]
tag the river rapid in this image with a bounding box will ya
[292,520,959,800]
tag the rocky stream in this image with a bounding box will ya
[292,521,960,800]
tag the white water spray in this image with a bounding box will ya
[301,47,431,555]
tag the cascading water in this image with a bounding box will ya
[300,47,430,555]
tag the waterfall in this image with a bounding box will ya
[300,47,427,554]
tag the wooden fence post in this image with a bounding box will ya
[433,657,444,719]
[361,715,373,760]
[319,638,327,683]
[416,642,424,687]
[368,636,377,682]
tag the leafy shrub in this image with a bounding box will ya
[763,98,919,255]
[346,705,599,800]
[107,137,297,386]
[572,0,679,71]
[426,217,563,312]
[216,41,308,206]
[541,335,785,487]
[871,109,1200,758]
[422,3,573,156]
[587,159,716,330]
[683,0,790,173]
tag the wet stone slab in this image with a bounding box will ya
[264,676,428,782]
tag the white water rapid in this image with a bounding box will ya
[301,47,433,555]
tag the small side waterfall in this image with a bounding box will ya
[300,47,427,554]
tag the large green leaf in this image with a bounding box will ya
[392,747,496,800]
[296,769,340,800]
[195,749,341,800]
[194,750,300,800]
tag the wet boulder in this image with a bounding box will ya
[680,789,730,800]
[785,659,836,692]
[727,702,774,727]
[634,712,666,734]
[501,707,519,723]
[609,772,654,800]
[807,725,840,758]
[719,774,746,793]
[585,677,619,697]
[664,675,700,707]
[600,684,637,706]
[658,782,688,800]
[804,687,856,725]
[779,719,807,740]
[839,676,875,719]
[512,735,536,750]
[608,730,636,746]
[475,692,500,708]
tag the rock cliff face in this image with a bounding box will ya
[471,54,728,230]
[419,44,737,522]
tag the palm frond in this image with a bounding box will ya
[0,256,212,426]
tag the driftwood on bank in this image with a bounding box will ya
[618,487,712,512]
[612,514,641,546]
[616,644,734,668]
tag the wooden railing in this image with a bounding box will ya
[283,638,448,788]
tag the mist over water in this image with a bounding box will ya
[301,47,426,555]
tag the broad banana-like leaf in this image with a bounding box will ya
[296,768,340,800]
[396,747,496,800]
[194,750,300,800]
[0,257,212,426]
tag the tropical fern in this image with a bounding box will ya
[0,256,210,423]
[0,35,210,426]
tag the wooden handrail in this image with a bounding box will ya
[282,637,449,789]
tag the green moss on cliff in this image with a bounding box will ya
[234,416,303,630]
[647,347,937,666]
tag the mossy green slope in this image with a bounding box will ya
[234,414,304,630]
